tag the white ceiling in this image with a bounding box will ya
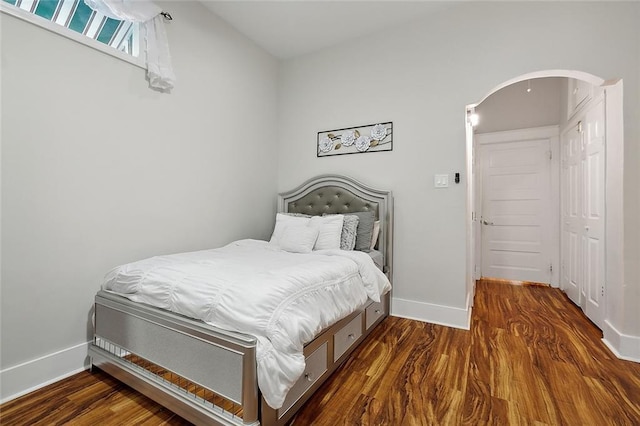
[200,1,456,59]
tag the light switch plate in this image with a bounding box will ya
[434,174,449,188]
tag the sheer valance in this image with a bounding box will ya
[85,0,176,90]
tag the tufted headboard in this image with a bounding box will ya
[278,175,393,280]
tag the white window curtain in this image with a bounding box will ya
[84,0,176,90]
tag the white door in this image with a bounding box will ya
[561,123,582,304]
[582,97,606,327]
[561,95,606,327]
[479,137,553,283]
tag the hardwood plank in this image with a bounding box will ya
[2,280,639,425]
[294,280,640,425]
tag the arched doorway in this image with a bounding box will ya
[464,70,624,331]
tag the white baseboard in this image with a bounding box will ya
[602,320,640,363]
[0,341,91,404]
[391,297,471,330]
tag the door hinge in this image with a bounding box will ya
[548,150,553,160]
[601,285,605,297]
[549,263,553,273]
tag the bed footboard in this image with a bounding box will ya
[90,290,390,426]
[90,290,260,426]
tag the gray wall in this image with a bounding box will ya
[1,0,278,386]
[475,78,563,133]
[277,2,639,335]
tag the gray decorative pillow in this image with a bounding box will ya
[322,214,359,250]
[348,211,376,252]
[340,215,359,250]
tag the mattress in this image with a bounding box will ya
[102,239,391,409]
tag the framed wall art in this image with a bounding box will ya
[317,122,393,157]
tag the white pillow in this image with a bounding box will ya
[270,213,311,245]
[279,225,319,253]
[370,220,380,250]
[308,215,344,250]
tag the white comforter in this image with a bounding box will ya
[102,239,391,409]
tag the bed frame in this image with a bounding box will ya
[89,174,393,425]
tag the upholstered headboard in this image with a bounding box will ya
[278,175,393,280]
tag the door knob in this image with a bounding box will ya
[482,220,494,225]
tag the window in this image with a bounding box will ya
[2,0,139,57]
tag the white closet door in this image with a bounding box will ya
[561,124,582,305]
[560,94,606,329]
[582,97,606,328]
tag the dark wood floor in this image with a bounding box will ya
[2,280,639,425]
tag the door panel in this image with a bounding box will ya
[569,162,579,218]
[568,231,579,299]
[585,236,602,311]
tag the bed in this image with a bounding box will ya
[89,174,394,425]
